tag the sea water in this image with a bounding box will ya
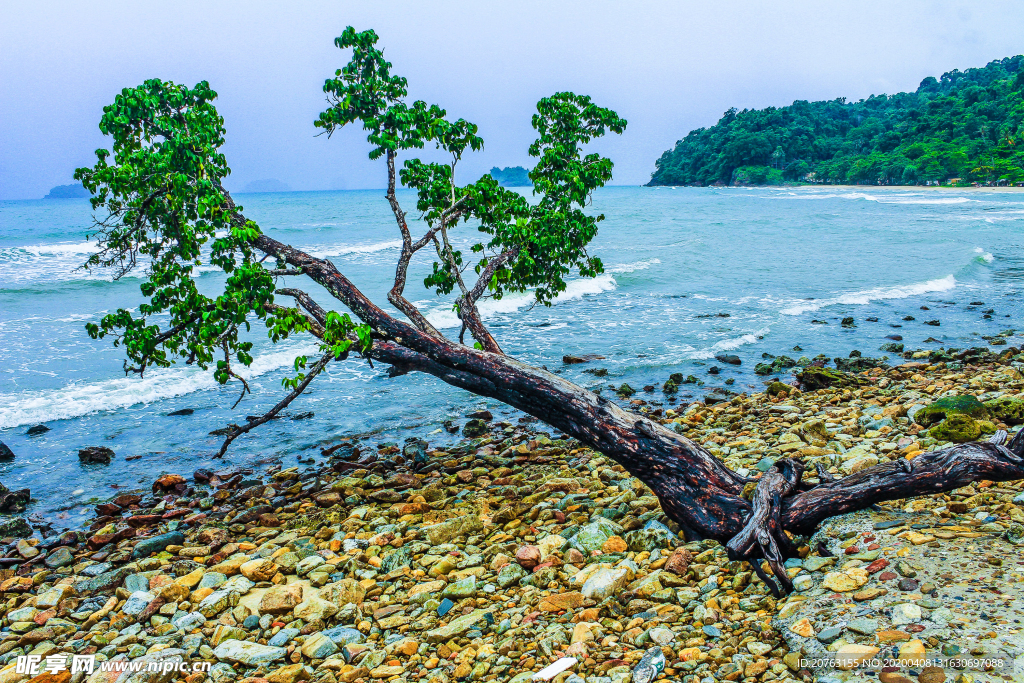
[1,186,1021,527]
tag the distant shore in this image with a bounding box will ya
[649,183,1024,193]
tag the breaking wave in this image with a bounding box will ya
[426,274,617,329]
[780,275,957,315]
[0,343,319,430]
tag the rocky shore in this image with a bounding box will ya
[1,345,1024,683]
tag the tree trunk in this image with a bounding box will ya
[249,232,1024,597]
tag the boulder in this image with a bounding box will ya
[78,446,115,464]
[929,414,981,443]
[984,395,1024,425]
[796,367,863,390]
[462,419,488,438]
[913,395,990,427]
[0,517,33,538]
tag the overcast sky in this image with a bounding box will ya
[2,0,1023,199]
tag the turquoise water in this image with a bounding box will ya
[1,186,1022,527]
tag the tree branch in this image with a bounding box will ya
[216,352,332,457]
[384,149,445,338]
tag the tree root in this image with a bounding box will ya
[725,458,805,597]
[722,429,1024,597]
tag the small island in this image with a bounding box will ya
[489,166,532,187]
[44,183,90,199]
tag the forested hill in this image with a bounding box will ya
[649,56,1024,187]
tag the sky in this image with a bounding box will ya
[2,1,1024,199]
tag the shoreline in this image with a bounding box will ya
[647,183,1024,193]
[1,343,1022,682]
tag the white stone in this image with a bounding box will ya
[213,640,287,666]
[891,602,922,625]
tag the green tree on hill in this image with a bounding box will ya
[650,56,1024,186]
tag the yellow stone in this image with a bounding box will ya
[903,531,936,545]
[175,568,205,589]
[789,618,814,637]
[897,639,927,666]
[191,587,214,603]
[821,567,869,592]
[835,643,880,670]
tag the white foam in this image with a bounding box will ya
[780,275,956,315]
[0,241,102,285]
[0,343,319,430]
[834,192,973,205]
[607,258,661,274]
[691,327,770,359]
[302,240,401,258]
[426,274,617,329]
[973,247,995,263]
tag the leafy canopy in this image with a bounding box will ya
[74,27,624,412]
[74,80,366,388]
[317,28,625,308]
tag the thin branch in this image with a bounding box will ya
[385,149,445,337]
[221,340,251,410]
[266,302,325,339]
[215,352,332,457]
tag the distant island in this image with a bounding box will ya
[44,184,90,199]
[649,55,1024,187]
[241,178,291,193]
[489,166,531,187]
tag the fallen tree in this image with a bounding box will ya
[76,27,1024,596]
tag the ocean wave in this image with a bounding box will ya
[301,240,401,258]
[607,258,661,274]
[695,327,770,358]
[974,247,995,263]
[837,192,974,205]
[0,343,319,430]
[425,274,617,329]
[780,275,956,315]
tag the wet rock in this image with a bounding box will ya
[0,516,32,537]
[930,414,981,443]
[462,419,488,437]
[131,530,185,559]
[44,546,75,568]
[78,446,114,464]
[796,366,862,390]
[630,646,666,683]
[0,484,30,513]
[913,395,990,427]
[514,545,541,570]
[425,609,490,643]
[984,395,1024,425]
[0,441,15,461]
[625,520,677,551]
[213,640,287,666]
[26,424,50,435]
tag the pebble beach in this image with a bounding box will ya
[2,343,1024,683]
